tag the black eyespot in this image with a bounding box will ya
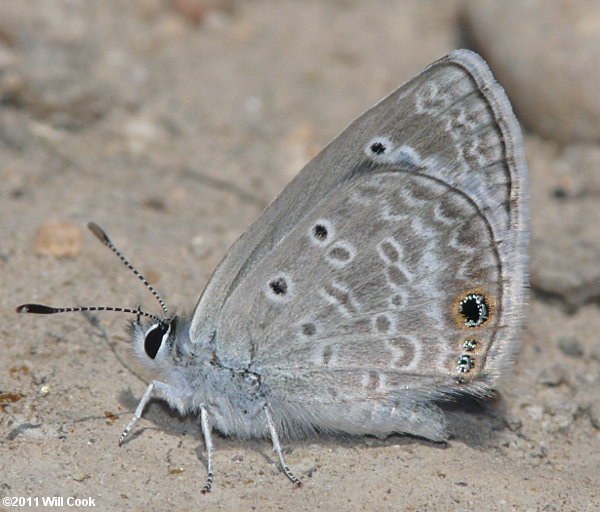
[459,294,490,327]
[269,277,288,295]
[456,355,475,373]
[144,323,170,359]
[313,224,328,240]
[370,141,387,154]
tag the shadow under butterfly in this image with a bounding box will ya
[17,49,528,493]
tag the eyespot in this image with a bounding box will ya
[463,339,478,352]
[314,225,327,239]
[365,136,394,158]
[456,355,475,373]
[265,273,294,303]
[144,322,171,360]
[309,219,334,246]
[370,142,387,154]
[458,293,490,327]
[270,277,287,295]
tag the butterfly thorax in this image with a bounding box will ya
[131,315,270,437]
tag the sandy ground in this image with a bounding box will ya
[1,1,599,511]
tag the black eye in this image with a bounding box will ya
[144,323,170,359]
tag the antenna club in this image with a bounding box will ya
[87,222,111,244]
[16,304,55,314]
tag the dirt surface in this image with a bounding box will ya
[2,1,599,511]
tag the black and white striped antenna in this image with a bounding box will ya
[16,222,168,324]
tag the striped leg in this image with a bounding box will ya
[118,381,184,446]
[264,407,302,487]
[200,406,214,494]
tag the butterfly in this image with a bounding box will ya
[17,49,528,492]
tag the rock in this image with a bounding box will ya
[0,45,25,100]
[190,234,213,258]
[557,337,584,358]
[543,395,579,433]
[16,37,114,127]
[537,364,566,387]
[170,0,235,23]
[589,399,600,429]
[464,0,600,142]
[120,114,167,155]
[528,138,600,310]
[33,221,82,258]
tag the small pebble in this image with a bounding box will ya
[536,365,566,387]
[589,400,600,430]
[33,221,82,258]
[557,336,584,358]
[170,0,234,23]
[190,234,213,258]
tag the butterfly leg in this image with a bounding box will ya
[199,406,214,494]
[118,380,186,446]
[263,406,302,487]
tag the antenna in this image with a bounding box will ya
[16,303,163,323]
[16,222,169,325]
[87,222,168,315]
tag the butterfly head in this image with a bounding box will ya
[16,222,188,372]
[129,315,180,369]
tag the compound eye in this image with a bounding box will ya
[144,322,170,359]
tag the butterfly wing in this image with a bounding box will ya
[220,167,509,390]
[191,50,528,428]
[190,50,528,356]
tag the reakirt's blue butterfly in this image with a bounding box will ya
[18,49,529,492]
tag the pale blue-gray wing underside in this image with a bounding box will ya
[222,169,504,403]
[190,50,528,405]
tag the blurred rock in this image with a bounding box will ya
[190,234,213,258]
[15,38,115,128]
[557,336,584,358]
[34,221,82,258]
[589,399,600,429]
[464,0,600,142]
[170,0,235,23]
[536,364,566,387]
[543,395,579,433]
[121,114,167,155]
[528,137,600,310]
[0,45,25,101]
